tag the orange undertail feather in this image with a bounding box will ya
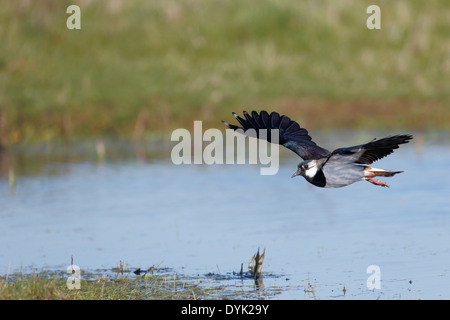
[363,167,403,187]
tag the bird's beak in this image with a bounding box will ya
[291,168,301,178]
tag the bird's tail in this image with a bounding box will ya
[364,167,403,178]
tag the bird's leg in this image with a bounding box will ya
[366,178,389,188]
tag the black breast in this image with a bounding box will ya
[308,168,326,188]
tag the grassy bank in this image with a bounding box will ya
[0,270,212,300]
[0,266,281,300]
[0,0,449,145]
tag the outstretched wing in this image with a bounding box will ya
[327,134,413,165]
[222,110,330,160]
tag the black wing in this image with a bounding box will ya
[329,134,413,165]
[222,111,330,160]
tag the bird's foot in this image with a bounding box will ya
[366,178,389,188]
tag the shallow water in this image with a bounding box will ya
[1,133,450,299]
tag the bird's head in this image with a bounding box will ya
[291,160,318,179]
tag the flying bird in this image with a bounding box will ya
[222,111,412,188]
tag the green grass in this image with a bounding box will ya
[0,0,449,145]
[0,267,284,300]
[0,268,218,300]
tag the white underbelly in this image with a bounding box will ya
[323,164,366,188]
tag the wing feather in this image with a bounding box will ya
[222,111,330,160]
[328,134,413,165]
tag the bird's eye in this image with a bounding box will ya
[303,164,309,170]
